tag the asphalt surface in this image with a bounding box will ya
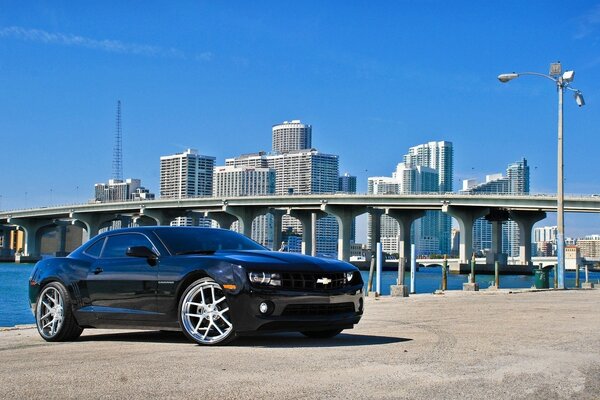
[1,289,599,400]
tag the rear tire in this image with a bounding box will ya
[300,329,343,339]
[179,278,236,345]
[35,282,83,342]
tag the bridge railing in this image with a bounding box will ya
[1,192,600,213]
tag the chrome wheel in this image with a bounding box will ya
[180,279,234,345]
[36,286,64,339]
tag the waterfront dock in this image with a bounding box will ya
[1,289,598,399]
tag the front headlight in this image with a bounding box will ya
[248,272,282,286]
[345,271,354,283]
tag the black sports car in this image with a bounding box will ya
[29,227,364,345]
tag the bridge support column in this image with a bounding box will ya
[367,208,383,252]
[132,215,159,227]
[490,221,503,261]
[321,205,366,261]
[52,223,69,257]
[205,212,239,231]
[220,206,269,238]
[139,209,185,226]
[385,209,426,276]
[70,212,119,240]
[442,205,489,264]
[509,210,547,265]
[270,209,285,251]
[484,209,510,265]
[287,210,324,256]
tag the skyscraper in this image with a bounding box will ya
[213,166,275,198]
[272,120,312,154]
[160,148,216,199]
[160,148,216,226]
[338,173,357,193]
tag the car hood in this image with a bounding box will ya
[215,250,357,273]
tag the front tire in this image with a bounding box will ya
[35,282,83,342]
[300,329,343,339]
[179,278,236,345]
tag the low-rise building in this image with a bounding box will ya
[565,245,582,271]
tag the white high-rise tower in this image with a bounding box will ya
[160,148,216,226]
[272,120,312,154]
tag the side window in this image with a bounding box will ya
[100,234,155,259]
[84,238,105,258]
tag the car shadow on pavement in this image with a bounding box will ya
[77,330,411,348]
[77,330,190,344]
[232,333,411,348]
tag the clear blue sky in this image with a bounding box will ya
[1,1,599,238]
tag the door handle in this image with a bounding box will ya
[93,267,103,275]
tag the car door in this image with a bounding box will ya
[86,232,159,322]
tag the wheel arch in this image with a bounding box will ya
[175,270,212,303]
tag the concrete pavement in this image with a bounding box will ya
[1,289,599,399]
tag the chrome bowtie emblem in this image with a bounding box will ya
[316,277,332,285]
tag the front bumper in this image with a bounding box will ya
[227,284,364,334]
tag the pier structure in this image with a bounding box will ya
[0,194,599,267]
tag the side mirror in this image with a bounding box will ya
[126,246,158,265]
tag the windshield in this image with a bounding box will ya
[155,228,266,255]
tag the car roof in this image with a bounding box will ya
[95,226,230,237]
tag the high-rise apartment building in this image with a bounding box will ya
[534,226,558,243]
[338,173,357,193]
[462,158,529,257]
[160,149,215,199]
[213,166,275,198]
[160,148,216,226]
[534,226,558,256]
[272,120,312,154]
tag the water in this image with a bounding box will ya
[0,263,35,327]
[360,267,600,295]
[1,262,599,327]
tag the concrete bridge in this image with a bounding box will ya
[1,193,599,265]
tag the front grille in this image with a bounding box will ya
[280,272,346,290]
[281,302,355,316]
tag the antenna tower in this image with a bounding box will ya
[112,100,123,181]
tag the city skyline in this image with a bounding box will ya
[1,2,599,238]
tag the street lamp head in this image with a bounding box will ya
[562,70,575,83]
[574,91,585,107]
[498,73,519,83]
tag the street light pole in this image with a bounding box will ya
[498,62,585,289]
[556,77,565,289]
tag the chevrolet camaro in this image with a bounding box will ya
[29,226,364,345]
